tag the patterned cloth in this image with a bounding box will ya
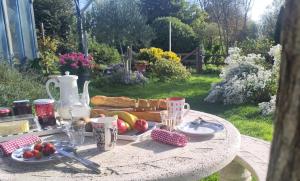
[151,129,187,147]
[0,135,41,156]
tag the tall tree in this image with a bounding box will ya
[259,0,285,39]
[141,0,203,24]
[152,17,197,52]
[198,0,253,53]
[267,0,300,180]
[33,0,75,39]
[91,0,153,51]
[141,0,179,23]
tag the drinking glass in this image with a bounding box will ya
[66,119,85,147]
[64,108,86,147]
[160,110,180,129]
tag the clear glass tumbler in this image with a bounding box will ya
[65,118,85,147]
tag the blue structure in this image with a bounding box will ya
[0,0,38,65]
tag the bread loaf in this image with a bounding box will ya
[91,96,167,110]
[91,96,136,108]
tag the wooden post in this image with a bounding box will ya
[41,23,45,45]
[196,47,199,73]
[169,21,172,51]
[196,47,203,73]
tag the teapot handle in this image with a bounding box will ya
[46,79,59,101]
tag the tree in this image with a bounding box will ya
[91,0,153,51]
[141,0,204,24]
[140,0,179,23]
[266,0,300,180]
[33,0,75,39]
[198,0,253,53]
[151,17,197,53]
[259,0,285,39]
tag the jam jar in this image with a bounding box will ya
[12,100,32,115]
[33,99,56,128]
[0,108,11,117]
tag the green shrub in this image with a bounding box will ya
[238,38,274,55]
[0,64,47,106]
[151,17,197,53]
[151,59,191,81]
[202,64,222,74]
[89,41,121,65]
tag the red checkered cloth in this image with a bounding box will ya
[151,128,187,147]
[0,135,41,156]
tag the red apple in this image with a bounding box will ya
[117,119,127,134]
[134,119,148,132]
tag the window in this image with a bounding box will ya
[6,0,25,63]
[18,0,35,60]
[0,1,9,61]
[0,0,37,65]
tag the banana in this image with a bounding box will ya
[107,111,138,128]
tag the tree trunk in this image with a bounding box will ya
[267,0,300,180]
[75,0,84,53]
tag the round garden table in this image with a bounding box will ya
[0,110,240,181]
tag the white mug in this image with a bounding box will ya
[166,97,190,120]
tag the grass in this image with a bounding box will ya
[90,74,273,141]
[90,73,273,181]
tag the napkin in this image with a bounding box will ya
[0,135,41,157]
[151,128,187,147]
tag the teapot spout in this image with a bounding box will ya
[81,81,90,106]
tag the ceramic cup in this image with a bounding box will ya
[166,97,190,120]
[91,117,117,151]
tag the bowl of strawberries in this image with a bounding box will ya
[11,142,58,163]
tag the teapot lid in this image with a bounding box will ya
[58,71,78,80]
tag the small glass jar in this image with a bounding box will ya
[33,99,56,128]
[12,100,32,115]
[0,108,11,117]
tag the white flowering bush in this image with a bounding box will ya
[257,44,282,115]
[259,95,276,116]
[205,45,281,105]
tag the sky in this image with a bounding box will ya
[250,0,273,21]
[81,0,274,22]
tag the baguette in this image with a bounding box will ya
[91,96,136,108]
[91,95,167,110]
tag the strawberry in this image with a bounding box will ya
[32,150,42,159]
[35,152,42,159]
[32,149,39,156]
[48,146,56,154]
[43,142,52,148]
[42,147,51,156]
[23,150,34,159]
[34,143,43,152]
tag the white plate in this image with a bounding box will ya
[177,120,224,136]
[11,141,69,163]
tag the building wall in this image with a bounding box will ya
[0,0,38,65]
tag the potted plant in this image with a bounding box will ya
[135,60,148,73]
[59,52,94,88]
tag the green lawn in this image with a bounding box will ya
[91,74,273,141]
[90,74,273,181]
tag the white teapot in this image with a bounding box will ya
[46,71,90,119]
